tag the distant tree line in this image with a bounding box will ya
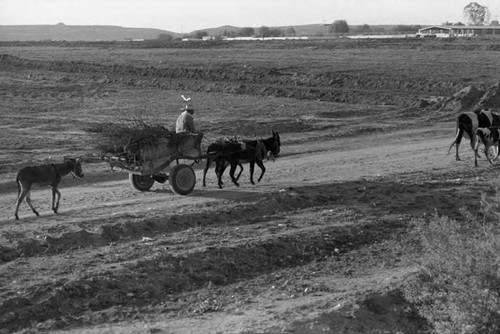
[157,33,179,41]
[329,20,350,34]
[156,22,435,41]
[326,20,423,35]
[221,26,296,38]
[158,26,297,40]
[391,25,423,33]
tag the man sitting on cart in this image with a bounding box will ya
[174,103,204,163]
[176,105,196,133]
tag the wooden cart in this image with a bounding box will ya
[103,133,204,195]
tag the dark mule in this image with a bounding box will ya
[202,139,244,189]
[448,109,500,160]
[216,131,281,188]
[14,157,84,220]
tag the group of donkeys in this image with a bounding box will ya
[202,130,281,189]
[448,109,500,167]
[13,131,281,220]
[15,111,500,221]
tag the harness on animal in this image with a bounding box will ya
[255,140,268,161]
[208,137,245,159]
[57,160,79,179]
[209,137,274,161]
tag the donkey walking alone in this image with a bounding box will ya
[14,157,84,220]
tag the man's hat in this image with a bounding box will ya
[181,95,194,112]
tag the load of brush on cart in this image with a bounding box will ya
[85,120,203,165]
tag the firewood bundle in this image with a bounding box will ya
[85,121,193,161]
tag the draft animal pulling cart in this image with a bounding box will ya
[103,132,204,195]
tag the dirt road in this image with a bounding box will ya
[1,125,461,224]
[1,122,492,334]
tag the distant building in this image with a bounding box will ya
[417,25,500,38]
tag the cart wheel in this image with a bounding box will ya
[129,174,155,191]
[169,164,196,195]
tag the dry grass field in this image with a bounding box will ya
[1,38,500,333]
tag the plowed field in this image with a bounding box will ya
[1,39,500,334]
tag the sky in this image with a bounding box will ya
[1,0,500,33]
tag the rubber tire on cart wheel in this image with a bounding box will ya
[169,164,196,195]
[129,174,155,191]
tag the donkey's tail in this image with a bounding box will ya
[15,175,21,199]
[447,115,465,155]
[447,127,460,155]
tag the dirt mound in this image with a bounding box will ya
[479,81,500,109]
[449,85,485,111]
[290,289,429,334]
[439,81,500,112]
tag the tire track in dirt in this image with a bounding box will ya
[0,207,407,333]
[0,53,461,107]
[0,165,482,263]
[0,173,487,332]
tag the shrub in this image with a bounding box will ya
[404,185,500,334]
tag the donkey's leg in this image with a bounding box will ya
[493,144,500,161]
[51,186,56,212]
[25,189,39,217]
[202,155,214,187]
[249,161,256,185]
[216,159,229,187]
[215,158,232,189]
[14,185,28,220]
[215,159,227,189]
[256,160,266,182]
[229,162,240,187]
[52,187,61,214]
[485,144,494,165]
[470,133,480,158]
[235,163,244,181]
[448,128,463,161]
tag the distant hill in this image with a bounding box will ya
[0,23,180,41]
[196,25,241,36]
[0,23,423,42]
